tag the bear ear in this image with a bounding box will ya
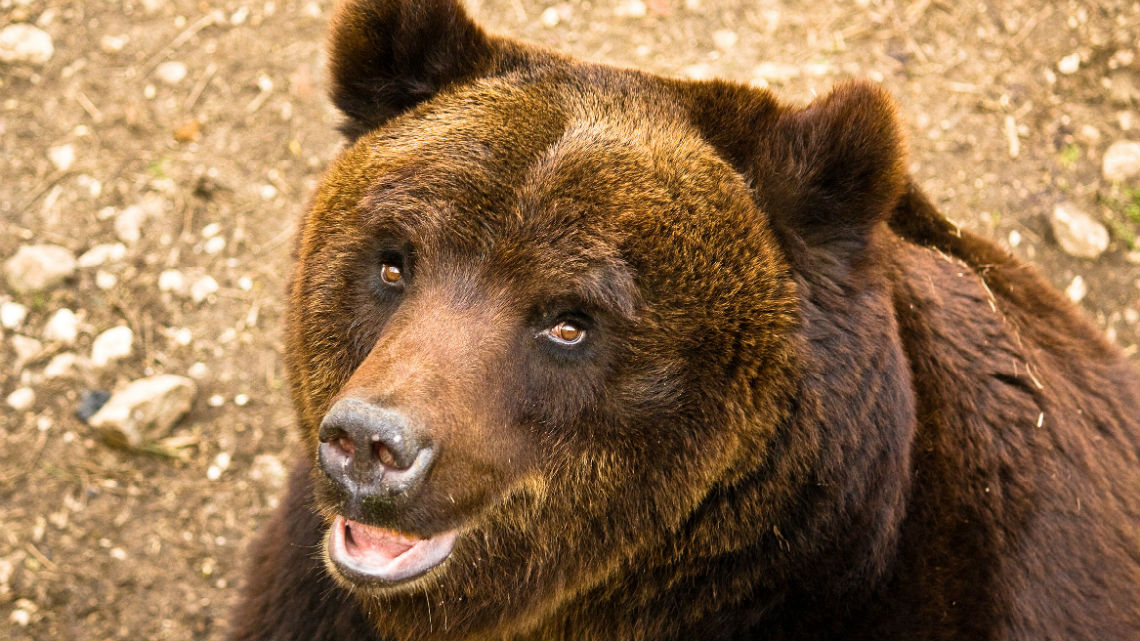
[327,0,513,140]
[688,81,908,256]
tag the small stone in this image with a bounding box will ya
[75,389,112,422]
[1,301,28,329]
[1065,275,1088,303]
[91,326,133,367]
[95,271,118,289]
[48,143,75,171]
[154,60,188,85]
[203,236,226,255]
[1057,52,1080,74]
[230,6,250,24]
[110,547,127,560]
[615,0,647,17]
[712,29,738,50]
[234,393,250,406]
[1050,202,1109,259]
[237,276,253,291]
[99,34,128,53]
[187,362,208,379]
[201,222,222,238]
[43,308,78,344]
[77,243,127,268]
[9,606,31,627]
[1008,229,1022,247]
[249,454,287,488]
[0,24,54,65]
[88,374,198,448]
[1101,140,1140,182]
[43,352,79,379]
[6,387,35,411]
[114,205,146,245]
[12,334,44,370]
[171,327,192,346]
[173,117,200,143]
[207,394,225,407]
[4,244,77,292]
[158,269,185,294]
[541,7,560,27]
[190,275,219,303]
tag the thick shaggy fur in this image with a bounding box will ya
[230,1,1140,639]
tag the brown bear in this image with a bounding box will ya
[230,1,1140,639]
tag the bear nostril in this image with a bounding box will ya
[373,439,401,470]
[335,435,356,458]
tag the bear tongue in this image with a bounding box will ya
[343,518,420,564]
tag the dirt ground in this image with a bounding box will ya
[1,0,1137,639]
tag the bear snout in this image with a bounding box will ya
[317,398,436,503]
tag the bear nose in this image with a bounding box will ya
[317,398,435,499]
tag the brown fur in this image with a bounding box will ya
[230,1,1140,639]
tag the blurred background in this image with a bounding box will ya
[1,0,1137,638]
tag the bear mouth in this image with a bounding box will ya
[327,515,458,585]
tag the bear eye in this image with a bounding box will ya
[544,320,585,346]
[379,263,403,286]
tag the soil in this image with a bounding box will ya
[0,0,1137,639]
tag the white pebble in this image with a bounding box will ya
[158,269,185,293]
[173,327,192,345]
[1057,52,1081,74]
[77,243,127,268]
[615,0,647,17]
[1,301,28,329]
[203,236,226,255]
[237,276,253,291]
[208,394,225,407]
[0,24,54,65]
[234,393,250,406]
[43,308,78,344]
[1008,229,1022,247]
[12,334,43,370]
[190,275,219,303]
[4,244,77,292]
[258,184,278,200]
[115,205,149,245]
[1102,140,1140,182]
[1065,275,1088,303]
[712,29,738,50]
[43,352,79,379]
[48,144,75,171]
[110,547,127,560]
[1051,202,1109,259]
[257,74,274,93]
[187,361,208,379]
[230,6,250,24]
[154,60,188,85]
[541,7,560,27]
[91,326,134,367]
[201,222,222,238]
[95,270,118,289]
[6,387,35,411]
[8,607,31,627]
[99,34,128,53]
